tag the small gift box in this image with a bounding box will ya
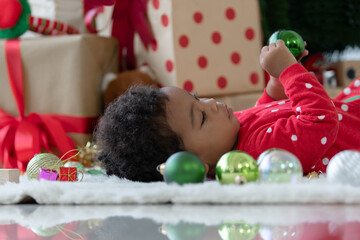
[38,168,58,181]
[59,167,78,182]
[0,169,20,185]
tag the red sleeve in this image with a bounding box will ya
[247,63,340,172]
[255,88,277,106]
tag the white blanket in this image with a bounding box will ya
[1,174,360,205]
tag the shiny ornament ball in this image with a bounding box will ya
[26,153,64,179]
[64,161,85,171]
[164,222,206,240]
[268,30,305,58]
[327,150,360,186]
[257,149,303,183]
[164,151,206,185]
[31,225,63,237]
[218,221,260,240]
[216,151,258,185]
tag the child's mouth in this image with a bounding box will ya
[227,106,233,119]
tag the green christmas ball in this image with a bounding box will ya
[257,148,303,183]
[218,221,260,240]
[26,153,64,179]
[215,151,258,185]
[268,30,305,58]
[164,151,206,185]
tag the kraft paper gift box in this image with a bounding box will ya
[0,169,20,185]
[0,34,118,171]
[134,0,264,97]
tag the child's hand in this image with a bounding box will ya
[260,40,297,78]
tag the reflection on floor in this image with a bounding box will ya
[1,204,360,239]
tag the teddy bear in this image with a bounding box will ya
[102,65,159,107]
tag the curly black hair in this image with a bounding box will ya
[94,85,184,182]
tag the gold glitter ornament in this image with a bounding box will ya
[75,142,100,167]
[26,153,64,179]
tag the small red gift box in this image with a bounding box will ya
[58,167,77,182]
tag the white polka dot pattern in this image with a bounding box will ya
[355,80,360,87]
[322,158,329,165]
[266,127,272,133]
[341,104,349,111]
[338,114,343,120]
[344,88,351,95]
[305,83,312,88]
[321,137,327,145]
[296,107,301,112]
[318,115,325,120]
[291,135,298,141]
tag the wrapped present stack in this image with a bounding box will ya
[133,0,265,97]
[0,0,118,172]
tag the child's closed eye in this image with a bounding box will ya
[193,92,200,101]
[193,92,206,125]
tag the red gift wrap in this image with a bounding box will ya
[59,167,78,182]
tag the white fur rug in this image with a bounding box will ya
[1,174,360,205]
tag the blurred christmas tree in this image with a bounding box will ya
[260,0,360,54]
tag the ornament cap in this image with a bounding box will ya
[156,163,165,175]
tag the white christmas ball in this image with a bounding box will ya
[327,150,360,186]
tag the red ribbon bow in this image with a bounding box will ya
[84,0,154,70]
[112,0,154,70]
[0,40,97,172]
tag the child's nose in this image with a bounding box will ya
[205,98,218,112]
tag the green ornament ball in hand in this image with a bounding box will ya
[216,151,258,185]
[268,30,305,58]
[164,151,206,185]
[257,148,303,183]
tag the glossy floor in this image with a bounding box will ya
[1,204,360,239]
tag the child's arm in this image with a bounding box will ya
[246,40,339,172]
[256,42,309,106]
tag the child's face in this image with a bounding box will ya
[161,87,240,177]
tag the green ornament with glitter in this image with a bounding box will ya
[216,151,258,185]
[163,151,206,185]
[268,30,305,59]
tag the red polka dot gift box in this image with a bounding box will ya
[134,0,264,96]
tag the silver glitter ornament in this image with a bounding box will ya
[327,150,360,186]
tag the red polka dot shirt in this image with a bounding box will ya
[235,63,360,174]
